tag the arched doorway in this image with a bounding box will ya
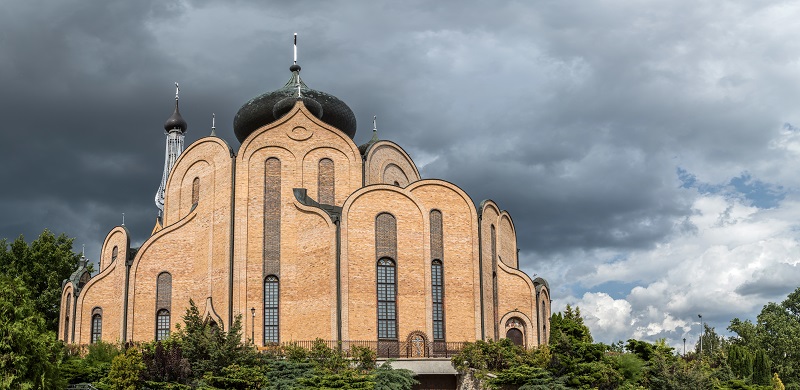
[506,328,524,346]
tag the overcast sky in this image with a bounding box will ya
[3,0,800,349]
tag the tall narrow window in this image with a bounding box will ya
[156,309,170,341]
[91,308,102,344]
[264,275,279,344]
[491,224,499,339]
[430,209,445,341]
[431,260,445,340]
[156,272,172,341]
[264,158,281,276]
[377,258,397,339]
[191,177,200,205]
[318,158,335,205]
[64,293,71,342]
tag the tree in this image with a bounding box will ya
[0,229,81,331]
[106,347,144,390]
[753,349,772,386]
[0,275,64,389]
[756,288,800,385]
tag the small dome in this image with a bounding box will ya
[164,100,187,132]
[233,65,357,143]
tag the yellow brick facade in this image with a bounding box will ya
[60,88,550,349]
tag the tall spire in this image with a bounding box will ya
[155,83,187,217]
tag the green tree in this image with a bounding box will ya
[0,229,82,331]
[753,349,772,386]
[756,287,800,384]
[106,347,144,390]
[0,275,64,389]
[729,344,754,380]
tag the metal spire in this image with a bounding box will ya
[82,244,85,258]
[175,82,180,101]
[210,113,217,137]
[371,115,379,142]
[122,212,125,226]
[294,33,297,65]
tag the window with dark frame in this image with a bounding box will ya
[156,309,170,341]
[377,258,397,339]
[264,275,279,344]
[91,313,102,343]
[431,259,445,340]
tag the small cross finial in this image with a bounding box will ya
[82,244,85,257]
[293,33,297,65]
[175,82,180,100]
[373,116,377,132]
[122,212,125,226]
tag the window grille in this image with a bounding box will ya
[377,258,397,339]
[432,260,445,340]
[91,314,102,343]
[156,309,170,341]
[264,275,279,344]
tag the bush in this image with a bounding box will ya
[106,347,144,390]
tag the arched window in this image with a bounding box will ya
[505,317,525,347]
[64,293,71,342]
[191,177,200,205]
[430,210,445,341]
[156,309,170,341]
[431,260,445,341]
[507,328,524,346]
[111,246,118,262]
[318,158,335,205]
[491,224,499,339]
[377,258,397,339]
[155,272,172,340]
[91,308,102,344]
[264,275,279,344]
[264,158,281,276]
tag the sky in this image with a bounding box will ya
[2,0,800,350]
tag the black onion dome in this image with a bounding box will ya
[233,65,357,143]
[164,100,187,132]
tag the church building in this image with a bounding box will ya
[59,50,551,357]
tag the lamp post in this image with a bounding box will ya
[698,314,703,356]
[251,307,256,345]
[683,338,686,358]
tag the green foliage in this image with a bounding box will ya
[612,353,646,384]
[263,358,315,389]
[757,290,800,385]
[350,345,377,372]
[753,349,772,386]
[0,275,65,390]
[451,338,531,374]
[729,344,754,380]
[550,304,593,344]
[487,364,561,389]
[173,299,256,378]
[373,361,417,390]
[201,364,268,389]
[106,347,144,390]
[295,369,374,389]
[308,339,349,373]
[645,353,713,390]
[0,229,82,331]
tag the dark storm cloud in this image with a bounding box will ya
[3,0,800,346]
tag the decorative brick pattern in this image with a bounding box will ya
[375,213,397,261]
[264,158,281,277]
[383,163,409,187]
[491,224,499,339]
[318,158,334,204]
[430,210,443,261]
[156,272,172,312]
[191,177,200,205]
